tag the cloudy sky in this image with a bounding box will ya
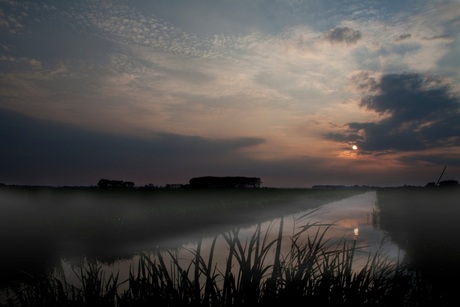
[1,0,459,187]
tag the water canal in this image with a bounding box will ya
[60,191,402,291]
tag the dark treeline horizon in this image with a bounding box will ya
[1,180,459,190]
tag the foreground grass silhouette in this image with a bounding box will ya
[4,215,417,307]
[376,187,460,307]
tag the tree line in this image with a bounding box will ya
[188,176,261,189]
[97,179,135,188]
[96,176,262,189]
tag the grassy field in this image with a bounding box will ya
[0,186,365,250]
[376,186,460,306]
[3,205,412,307]
[3,186,457,306]
[0,186,364,286]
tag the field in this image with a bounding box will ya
[2,186,458,306]
[0,186,364,284]
[376,186,460,305]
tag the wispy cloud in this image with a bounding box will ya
[0,108,265,185]
[1,0,459,186]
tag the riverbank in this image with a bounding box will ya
[376,187,460,305]
[2,191,412,307]
[0,186,366,286]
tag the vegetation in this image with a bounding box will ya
[97,179,135,188]
[3,186,456,306]
[2,215,415,307]
[0,186,364,285]
[188,176,262,189]
[376,187,460,306]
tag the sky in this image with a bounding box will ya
[1,0,459,188]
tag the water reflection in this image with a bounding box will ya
[80,191,402,291]
[181,191,401,270]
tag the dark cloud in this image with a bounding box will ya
[0,108,264,186]
[2,107,455,188]
[395,33,411,41]
[399,153,460,168]
[326,72,460,153]
[1,108,421,188]
[324,27,362,44]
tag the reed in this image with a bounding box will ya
[3,260,120,307]
[4,217,417,307]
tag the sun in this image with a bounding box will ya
[352,145,358,150]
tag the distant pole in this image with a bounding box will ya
[436,165,447,186]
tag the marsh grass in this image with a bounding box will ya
[4,216,417,307]
[376,187,460,305]
[1,259,122,307]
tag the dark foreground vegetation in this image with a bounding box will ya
[0,187,363,288]
[376,186,460,306]
[3,217,414,307]
[2,186,457,306]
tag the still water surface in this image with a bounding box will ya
[62,191,402,288]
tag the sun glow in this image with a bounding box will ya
[352,145,358,150]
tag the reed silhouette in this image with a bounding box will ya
[4,215,416,306]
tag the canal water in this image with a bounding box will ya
[61,191,403,290]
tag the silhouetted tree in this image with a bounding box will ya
[98,179,111,188]
[439,180,459,188]
[189,176,261,188]
[97,179,135,188]
[123,181,135,188]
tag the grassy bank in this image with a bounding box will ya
[0,186,365,248]
[5,187,451,306]
[3,217,414,307]
[0,187,364,286]
[376,187,460,305]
